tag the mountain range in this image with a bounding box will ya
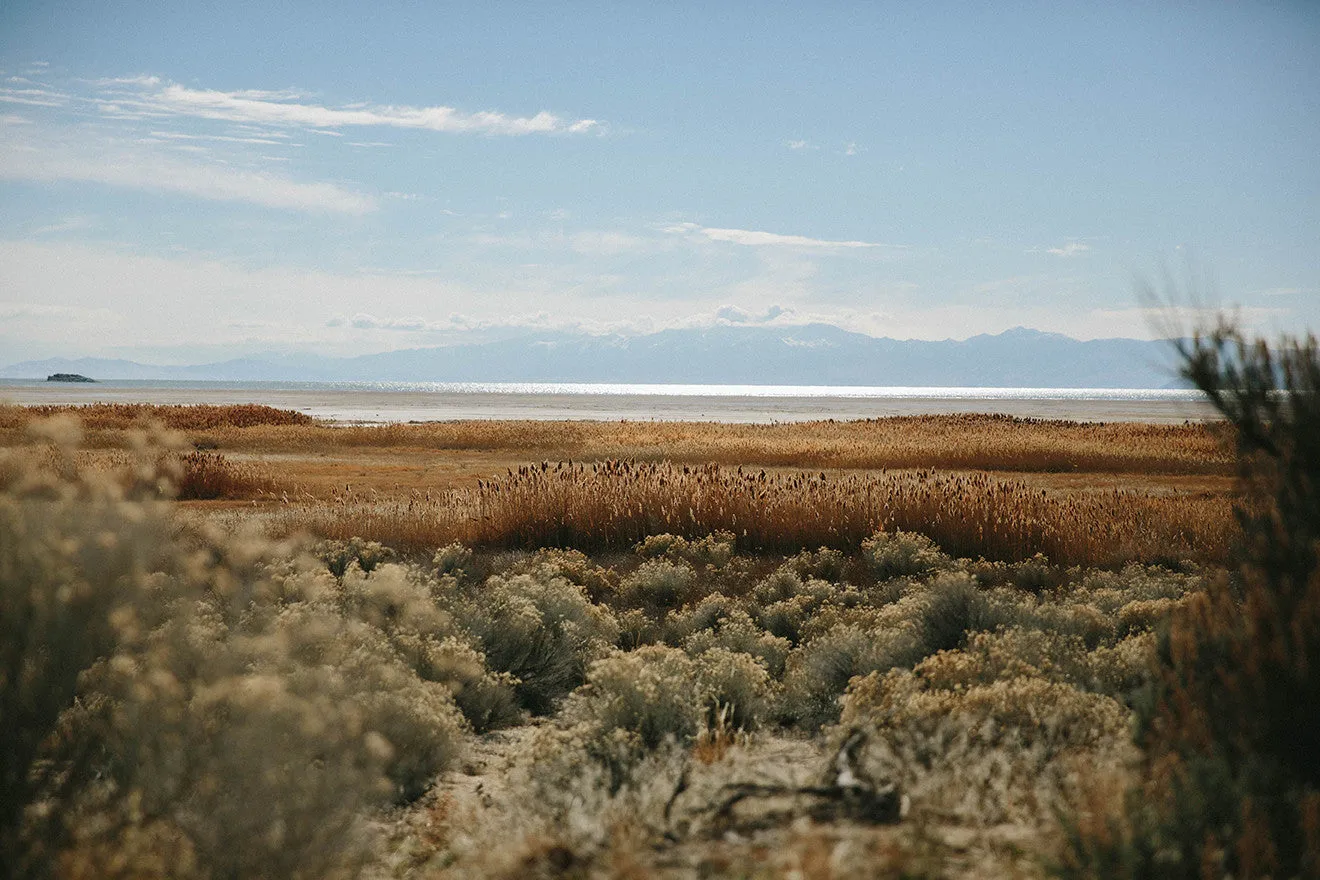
[1,325,1189,388]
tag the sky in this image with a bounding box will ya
[1,1,1317,365]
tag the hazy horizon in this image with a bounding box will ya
[2,3,1317,367]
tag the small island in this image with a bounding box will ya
[46,373,96,383]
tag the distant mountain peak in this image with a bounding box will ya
[1,323,1177,387]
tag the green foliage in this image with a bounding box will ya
[634,530,736,569]
[614,557,697,612]
[318,536,394,578]
[862,529,954,580]
[455,565,619,715]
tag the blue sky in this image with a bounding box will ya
[1,1,1317,364]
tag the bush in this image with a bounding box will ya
[862,529,954,580]
[456,566,619,714]
[914,572,1005,655]
[784,546,848,582]
[319,536,394,578]
[614,558,697,613]
[431,541,474,579]
[780,624,923,729]
[634,530,736,569]
[173,450,276,500]
[1059,321,1320,877]
[683,609,790,678]
[692,647,774,731]
[564,646,705,751]
[0,429,458,877]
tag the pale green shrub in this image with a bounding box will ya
[913,572,1007,655]
[319,536,393,578]
[2,428,469,876]
[664,590,740,639]
[862,529,954,580]
[780,624,923,728]
[683,609,790,678]
[507,547,617,601]
[784,546,848,581]
[751,566,806,604]
[842,669,1131,759]
[430,541,473,579]
[692,647,774,731]
[634,530,735,569]
[1086,631,1157,696]
[614,558,697,612]
[392,635,520,733]
[913,628,1093,691]
[564,645,705,751]
[837,668,1134,828]
[456,566,619,714]
[339,561,451,636]
[1115,596,1183,635]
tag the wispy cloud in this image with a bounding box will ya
[0,135,376,214]
[0,85,69,108]
[664,221,899,250]
[1046,242,1090,257]
[786,139,816,150]
[96,78,601,136]
[148,130,297,146]
[32,215,94,235]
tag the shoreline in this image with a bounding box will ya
[0,383,1218,425]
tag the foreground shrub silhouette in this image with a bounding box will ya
[1059,321,1320,878]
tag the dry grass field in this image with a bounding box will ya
[7,386,1311,879]
[0,403,1237,569]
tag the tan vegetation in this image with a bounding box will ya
[4,326,1312,879]
[270,459,1234,568]
[1,406,1231,475]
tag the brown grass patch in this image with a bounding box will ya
[226,414,1233,476]
[0,409,1230,476]
[0,403,312,434]
[272,460,1233,567]
[174,451,281,500]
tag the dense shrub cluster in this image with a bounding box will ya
[1,433,493,877]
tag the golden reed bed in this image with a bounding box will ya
[0,404,1237,567]
[0,404,1232,475]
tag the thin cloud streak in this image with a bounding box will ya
[0,139,376,214]
[98,78,601,136]
[664,221,901,250]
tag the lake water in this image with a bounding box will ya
[0,379,1217,424]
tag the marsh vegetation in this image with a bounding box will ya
[2,329,1315,878]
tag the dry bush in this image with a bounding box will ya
[675,602,791,678]
[1057,322,1320,878]
[0,424,470,878]
[838,669,1134,830]
[862,529,955,579]
[614,558,698,612]
[173,450,279,500]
